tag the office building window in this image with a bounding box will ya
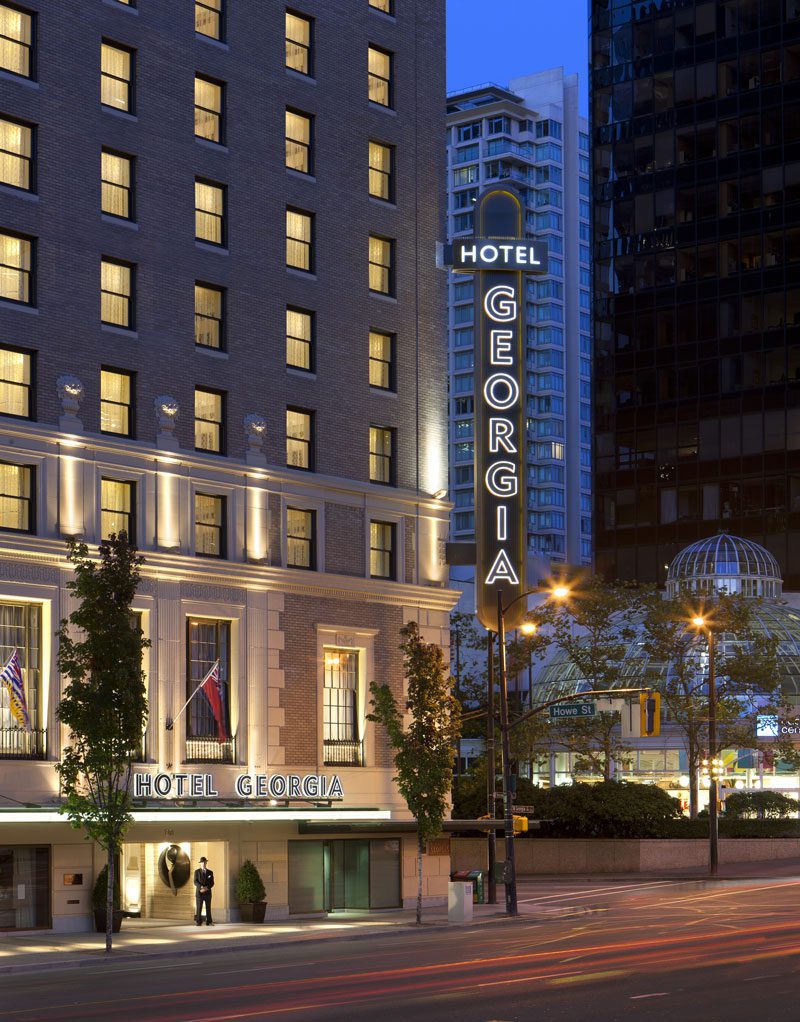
[287,507,315,569]
[0,345,31,419]
[101,478,135,541]
[194,493,225,557]
[100,368,133,436]
[101,42,133,113]
[368,330,393,389]
[370,520,395,579]
[0,230,31,304]
[186,618,230,746]
[286,407,313,470]
[195,283,224,349]
[368,141,393,201]
[369,0,393,12]
[369,425,394,484]
[285,10,312,75]
[0,462,32,532]
[101,258,133,328]
[0,4,32,78]
[194,387,224,453]
[101,150,133,219]
[195,0,223,41]
[286,306,313,371]
[286,207,313,271]
[285,108,312,174]
[195,75,223,143]
[368,235,393,295]
[0,116,31,190]
[195,179,225,245]
[323,648,360,762]
[0,603,41,749]
[368,46,392,107]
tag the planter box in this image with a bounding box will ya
[93,909,124,933]
[239,902,267,923]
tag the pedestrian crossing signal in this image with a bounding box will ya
[513,815,528,834]
[640,691,661,737]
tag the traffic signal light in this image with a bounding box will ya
[640,691,661,737]
[513,815,528,834]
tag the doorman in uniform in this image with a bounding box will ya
[194,856,214,925]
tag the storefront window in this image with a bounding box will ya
[185,618,232,763]
[0,602,42,758]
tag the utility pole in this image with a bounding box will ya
[707,628,718,876]
[486,630,497,905]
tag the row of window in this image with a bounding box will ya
[0,223,399,313]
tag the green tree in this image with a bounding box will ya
[369,621,461,924]
[56,534,149,953]
[527,576,643,779]
[640,590,788,818]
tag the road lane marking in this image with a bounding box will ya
[630,992,669,999]
[670,880,800,906]
[519,880,676,904]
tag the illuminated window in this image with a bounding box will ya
[195,283,224,349]
[286,207,313,271]
[195,75,223,143]
[0,603,41,751]
[286,407,313,470]
[0,230,31,304]
[368,141,393,201]
[195,0,223,40]
[368,330,393,389]
[285,10,312,75]
[186,619,230,750]
[323,649,360,760]
[100,369,133,436]
[101,479,135,541]
[0,4,32,78]
[285,108,312,174]
[369,0,393,12]
[369,425,394,484]
[370,520,395,578]
[368,235,393,294]
[0,117,32,190]
[194,493,225,558]
[194,387,224,454]
[101,41,133,113]
[0,346,31,419]
[286,306,314,371]
[368,46,392,107]
[286,507,315,569]
[0,462,32,532]
[101,150,133,219]
[101,258,133,328]
[195,179,225,245]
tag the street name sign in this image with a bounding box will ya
[549,702,596,719]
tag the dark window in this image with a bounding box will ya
[101,150,133,219]
[101,478,135,541]
[0,462,32,532]
[286,10,312,75]
[286,506,315,569]
[370,520,395,578]
[0,345,31,419]
[286,407,313,469]
[194,493,225,557]
[100,368,133,437]
[0,116,32,190]
[286,307,314,371]
[101,41,133,113]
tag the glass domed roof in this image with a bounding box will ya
[666,533,782,599]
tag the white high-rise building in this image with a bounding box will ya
[446,68,592,571]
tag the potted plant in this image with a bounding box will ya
[92,864,123,934]
[236,859,266,923]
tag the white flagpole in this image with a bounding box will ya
[166,660,219,730]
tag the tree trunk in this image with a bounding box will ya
[416,833,424,926]
[603,729,612,781]
[106,842,115,954]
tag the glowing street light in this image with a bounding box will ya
[691,611,719,876]
[552,585,570,600]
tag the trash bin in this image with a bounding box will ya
[465,869,485,904]
[448,881,474,923]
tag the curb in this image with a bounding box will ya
[0,907,597,977]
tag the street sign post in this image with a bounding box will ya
[549,702,596,720]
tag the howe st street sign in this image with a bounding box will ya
[549,702,596,720]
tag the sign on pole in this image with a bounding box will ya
[447,189,547,631]
[549,702,596,720]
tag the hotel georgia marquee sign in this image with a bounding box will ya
[133,771,344,800]
[446,189,547,631]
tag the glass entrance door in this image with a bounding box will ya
[0,846,50,929]
[327,840,369,911]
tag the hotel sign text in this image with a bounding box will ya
[133,772,344,800]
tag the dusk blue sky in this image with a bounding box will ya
[446,0,589,113]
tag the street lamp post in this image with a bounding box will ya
[486,629,497,905]
[496,590,518,916]
[692,615,718,876]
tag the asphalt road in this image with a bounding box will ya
[3,877,800,1022]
